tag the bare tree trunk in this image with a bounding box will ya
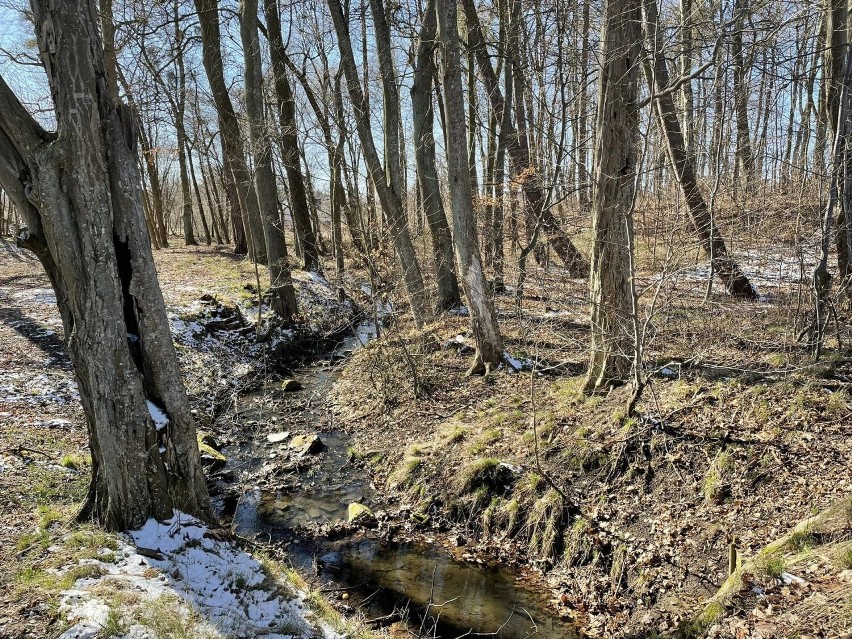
[240,0,297,319]
[732,0,755,195]
[327,0,432,326]
[826,0,852,278]
[198,153,223,244]
[194,0,267,264]
[462,0,588,277]
[811,42,852,356]
[436,0,504,375]
[0,0,211,529]
[584,0,641,392]
[185,140,212,245]
[680,0,695,157]
[642,0,757,299]
[221,154,247,254]
[412,0,462,311]
[263,0,322,272]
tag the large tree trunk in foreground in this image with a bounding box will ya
[642,0,757,299]
[412,0,462,312]
[240,0,298,319]
[0,0,211,530]
[437,0,503,374]
[584,0,641,392]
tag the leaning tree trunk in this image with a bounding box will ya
[240,0,298,319]
[326,0,432,327]
[642,0,757,299]
[584,0,642,393]
[0,0,211,530]
[462,0,589,278]
[437,0,504,374]
[412,0,462,312]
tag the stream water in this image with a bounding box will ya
[215,321,578,638]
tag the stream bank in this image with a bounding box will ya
[204,324,579,639]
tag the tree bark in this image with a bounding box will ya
[642,0,757,299]
[326,0,432,327]
[194,0,267,264]
[437,0,504,375]
[0,0,211,530]
[412,0,462,312]
[263,0,322,272]
[732,0,755,194]
[826,0,852,278]
[584,0,642,392]
[240,0,298,319]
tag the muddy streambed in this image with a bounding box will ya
[213,322,578,638]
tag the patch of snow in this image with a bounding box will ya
[56,512,332,639]
[307,271,331,287]
[447,305,470,317]
[778,571,806,586]
[146,401,169,431]
[504,352,524,371]
[12,287,56,305]
[0,372,79,405]
[502,352,533,372]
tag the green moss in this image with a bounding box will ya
[838,545,852,570]
[59,454,86,470]
[678,601,724,638]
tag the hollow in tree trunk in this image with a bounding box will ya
[0,0,211,530]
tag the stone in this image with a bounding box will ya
[449,534,466,547]
[281,379,303,392]
[198,442,226,470]
[266,431,290,444]
[290,434,324,455]
[347,502,377,527]
[199,432,222,451]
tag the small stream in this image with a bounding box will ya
[214,320,578,639]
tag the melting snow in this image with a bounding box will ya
[12,287,56,305]
[146,401,169,431]
[57,512,332,639]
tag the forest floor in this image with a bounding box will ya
[0,241,375,639]
[1,231,851,638]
